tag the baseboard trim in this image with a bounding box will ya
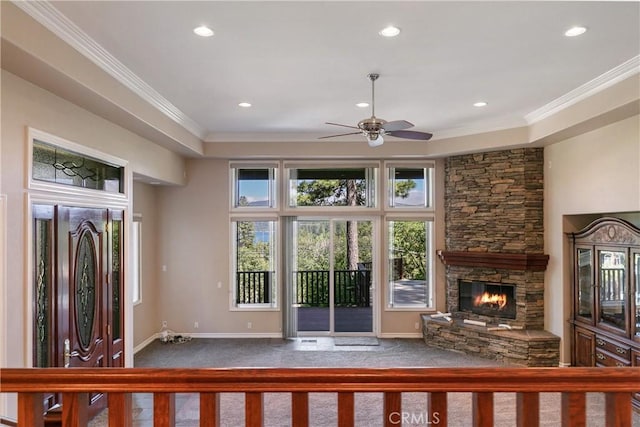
[134,332,286,354]
[133,333,160,354]
[187,332,283,339]
[0,416,17,426]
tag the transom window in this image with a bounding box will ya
[288,167,376,207]
[32,139,124,193]
[231,165,277,208]
[387,164,434,209]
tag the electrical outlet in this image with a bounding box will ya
[194,321,199,329]
[247,321,252,329]
[162,320,167,328]
[414,322,420,330]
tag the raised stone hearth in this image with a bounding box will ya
[423,148,560,366]
[422,315,560,366]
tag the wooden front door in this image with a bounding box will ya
[33,205,125,415]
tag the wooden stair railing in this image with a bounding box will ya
[1,367,638,426]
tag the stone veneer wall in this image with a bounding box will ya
[445,148,544,253]
[444,148,545,329]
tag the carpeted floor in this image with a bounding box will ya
[88,337,639,426]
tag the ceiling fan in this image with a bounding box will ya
[320,73,433,147]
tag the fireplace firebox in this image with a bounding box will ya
[459,280,516,319]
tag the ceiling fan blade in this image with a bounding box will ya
[326,122,360,130]
[318,131,362,139]
[381,120,413,132]
[386,130,433,140]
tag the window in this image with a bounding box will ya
[233,220,277,308]
[387,219,433,308]
[288,167,376,207]
[32,139,124,193]
[131,217,142,305]
[231,165,276,208]
[387,165,433,208]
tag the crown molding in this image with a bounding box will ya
[12,0,207,140]
[525,55,640,124]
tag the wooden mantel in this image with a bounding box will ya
[437,250,549,271]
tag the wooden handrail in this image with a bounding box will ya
[2,367,638,426]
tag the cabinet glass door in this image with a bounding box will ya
[576,248,593,322]
[634,251,640,340]
[598,249,627,332]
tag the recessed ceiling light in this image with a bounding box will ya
[193,26,214,37]
[564,26,587,37]
[356,102,369,108]
[238,102,252,108]
[473,101,488,107]
[379,26,401,37]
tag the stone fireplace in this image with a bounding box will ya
[422,148,560,366]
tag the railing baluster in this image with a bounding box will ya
[108,392,133,427]
[291,392,309,427]
[472,392,493,427]
[561,392,586,426]
[337,392,354,427]
[516,392,538,427]
[383,392,401,427]
[62,392,88,427]
[245,392,263,427]
[605,392,631,426]
[17,392,44,427]
[200,392,220,427]
[154,392,176,427]
[428,392,447,427]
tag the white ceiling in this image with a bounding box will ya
[25,1,640,143]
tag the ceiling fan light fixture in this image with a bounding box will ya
[367,133,384,147]
[193,25,214,37]
[379,26,401,37]
[565,26,587,37]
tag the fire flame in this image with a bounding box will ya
[474,292,507,310]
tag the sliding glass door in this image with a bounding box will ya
[291,218,374,335]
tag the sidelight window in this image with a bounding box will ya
[387,219,433,309]
[232,220,278,308]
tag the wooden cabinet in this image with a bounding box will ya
[570,217,640,410]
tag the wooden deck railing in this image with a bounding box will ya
[2,367,639,426]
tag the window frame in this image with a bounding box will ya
[131,215,142,306]
[230,216,279,311]
[230,162,278,211]
[384,161,435,211]
[283,161,379,212]
[384,215,435,311]
[27,127,129,202]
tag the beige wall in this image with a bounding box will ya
[132,181,161,349]
[544,114,640,364]
[0,70,187,370]
[156,159,281,335]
